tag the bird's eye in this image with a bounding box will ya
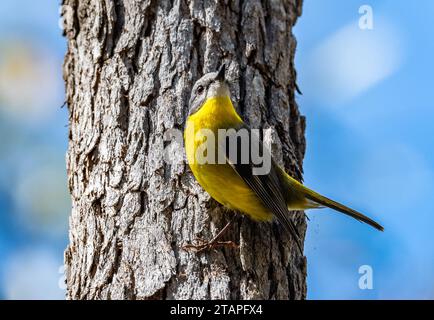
[196,85,204,95]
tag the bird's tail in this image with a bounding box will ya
[300,185,384,231]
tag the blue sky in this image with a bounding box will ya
[0,0,68,299]
[0,1,433,299]
[295,0,434,299]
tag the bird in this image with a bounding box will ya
[183,64,383,254]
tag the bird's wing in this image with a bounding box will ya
[220,124,303,254]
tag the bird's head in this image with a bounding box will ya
[188,64,230,116]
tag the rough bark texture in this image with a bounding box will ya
[62,0,307,300]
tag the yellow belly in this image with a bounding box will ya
[189,161,272,221]
[184,96,272,221]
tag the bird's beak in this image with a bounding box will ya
[215,63,226,82]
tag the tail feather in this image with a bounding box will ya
[302,186,384,232]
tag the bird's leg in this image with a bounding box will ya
[182,217,238,253]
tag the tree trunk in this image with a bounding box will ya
[62,0,307,300]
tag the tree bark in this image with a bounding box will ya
[62,0,307,300]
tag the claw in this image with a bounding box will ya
[182,240,238,253]
[181,218,238,253]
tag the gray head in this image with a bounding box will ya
[188,64,230,116]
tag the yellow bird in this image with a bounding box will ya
[184,64,383,254]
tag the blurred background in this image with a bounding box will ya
[0,0,432,299]
[0,0,69,299]
[296,0,434,299]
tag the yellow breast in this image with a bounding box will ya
[184,96,272,221]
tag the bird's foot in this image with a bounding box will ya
[182,238,238,253]
[181,219,238,253]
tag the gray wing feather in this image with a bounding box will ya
[221,124,303,254]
